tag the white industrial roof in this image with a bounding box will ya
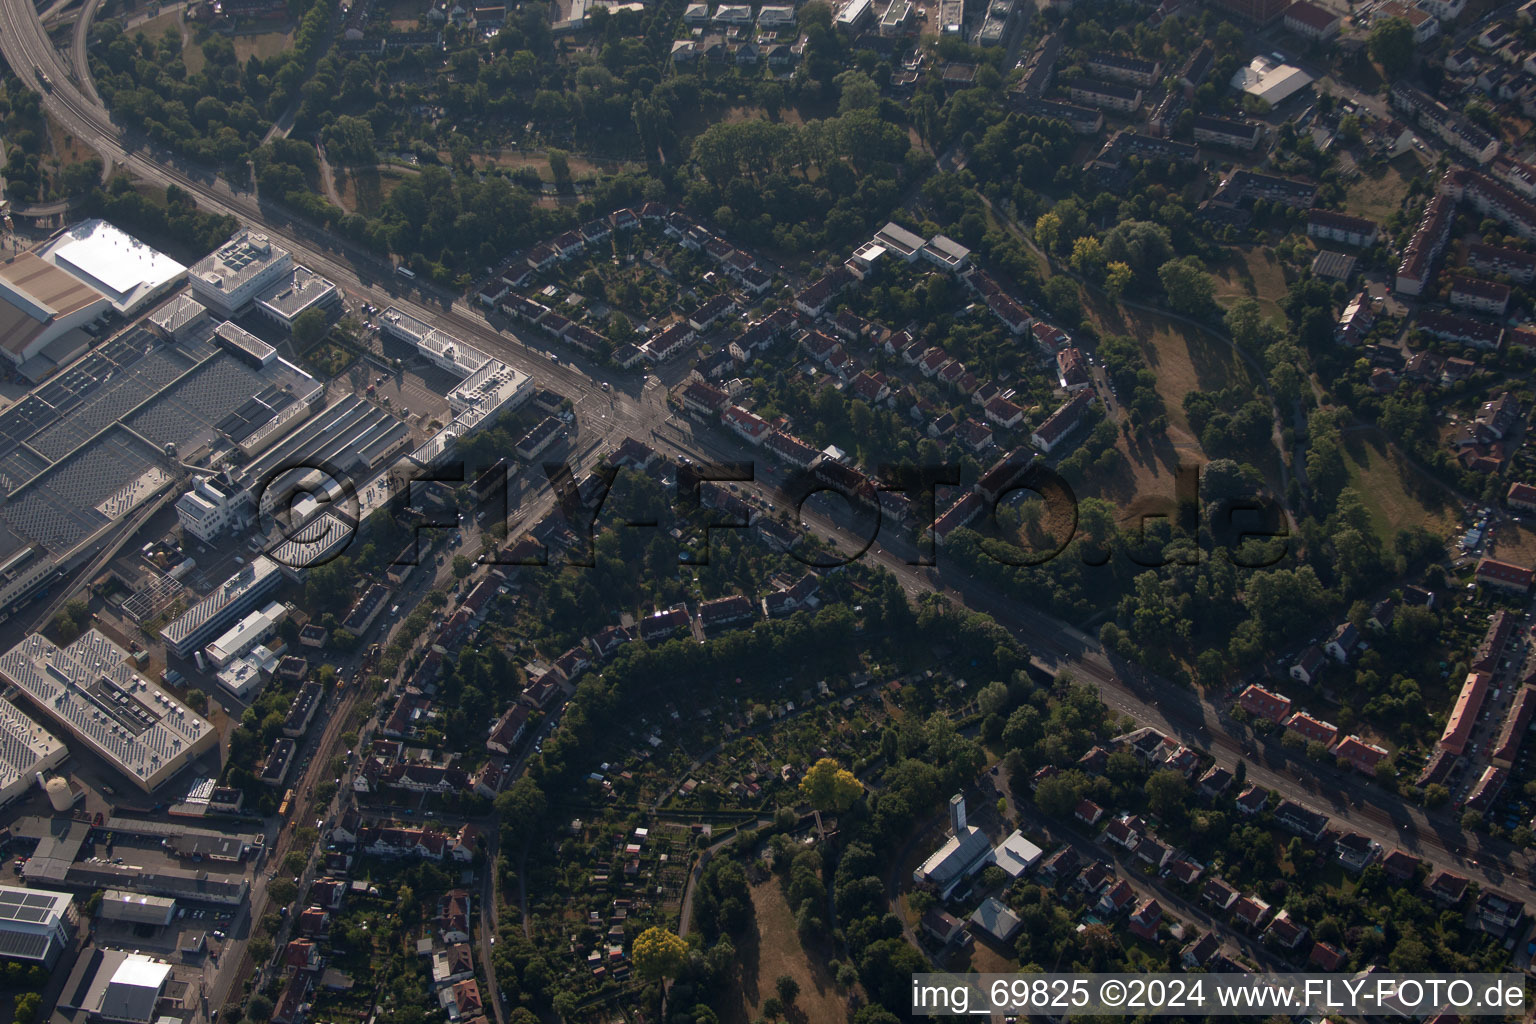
[96,953,171,1022]
[45,220,186,314]
[111,955,172,988]
[1231,57,1313,105]
[205,600,285,665]
[989,829,1044,877]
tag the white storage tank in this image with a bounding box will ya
[39,773,73,812]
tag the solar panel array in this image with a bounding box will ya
[0,431,162,554]
[0,887,65,925]
[0,696,62,796]
[125,356,268,448]
[0,630,212,787]
[214,383,298,447]
[0,448,48,496]
[0,929,50,960]
[0,318,317,562]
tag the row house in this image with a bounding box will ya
[1449,275,1512,315]
[1336,291,1375,345]
[730,310,795,362]
[1379,0,1438,41]
[762,572,820,617]
[850,369,892,404]
[1476,557,1534,593]
[590,623,633,660]
[1392,83,1500,164]
[1415,309,1504,350]
[956,417,994,452]
[984,395,1025,429]
[1016,98,1104,134]
[1508,481,1536,512]
[1032,320,1071,353]
[930,491,983,545]
[638,604,692,642]
[1325,621,1360,662]
[1491,686,1536,769]
[363,761,472,795]
[1441,169,1536,239]
[643,321,697,363]
[1286,711,1339,748]
[1273,799,1329,841]
[794,267,853,317]
[986,292,1033,335]
[1031,391,1096,453]
[679,380,730,417]
[1395,195,1454,295]
[833,309,877,343]
[918,347,952,378]
[1466,242,1536,284]
[1492,156,1536,199]
[722,404,771,445]
[357,823,479,862]
[1086,51,1163,86]
[976,447,1036,503]
[1331,734,1390,775]
[690,348,738,384]
[1056,347,1092,391]
[1475,391,1522,440]
[1263,909,1309,951]
[1238,684,1292,723]
[699,594,758,632]
[1216,169,1317,209]
[1068,78,1143,113]
[688,295,736,331]
[764,430,822,469]
[1282,0,1339,37]
[470,761,508,798]
[1192,114,1265,150]
[488,709,531,758]
[1307,208,1380,247]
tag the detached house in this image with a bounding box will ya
[1325,622,1360,662]
[1291,645,1325,684]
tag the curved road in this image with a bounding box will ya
[654,414,1530,907]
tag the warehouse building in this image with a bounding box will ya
[0,630,217,792]
[79,951,172,1023]
[38,219,187,317]
[161,556,284,659]
[204,600,286,668]
[380,307,533,469]
[16,815,253,903]
[0,302,318,620]
[0,253,110,378]
[0,695,67,808]
[0,884,74,968]
[1231,55,1313,106]
[98,890,176,927]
